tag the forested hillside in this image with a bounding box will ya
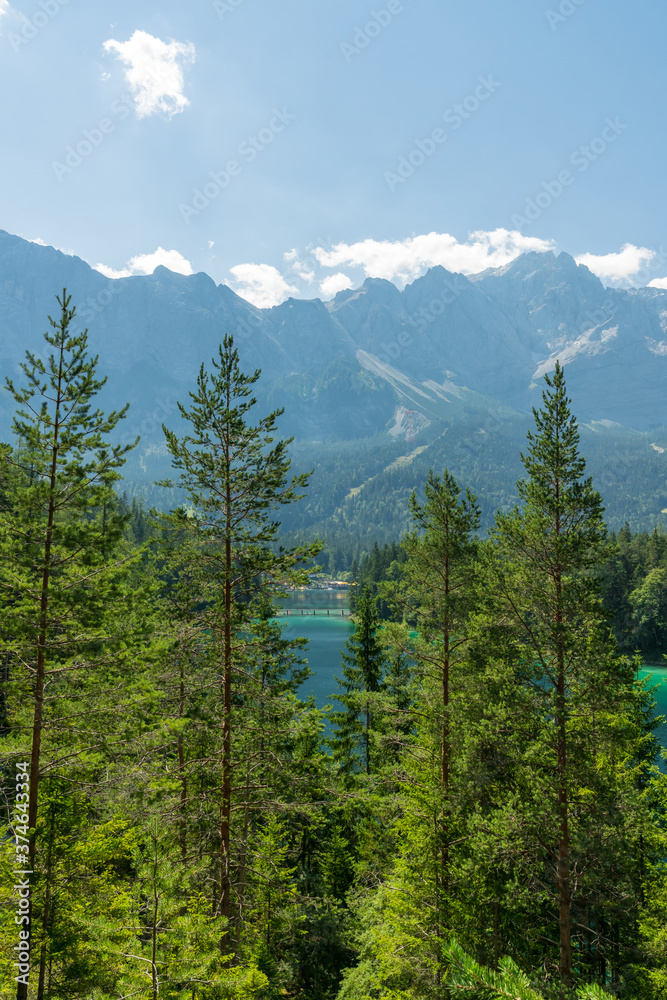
[124,414,667,576]
[2,295,667,999]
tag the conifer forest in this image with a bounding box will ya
[3,292,667,1000]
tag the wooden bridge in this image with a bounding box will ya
[275,608,352,617]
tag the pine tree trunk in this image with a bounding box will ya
[441,625,450,869]
[365,627,372,774]
[27,479,57,866]
[556,658,572,985]
[557,726,572,986]
[36,803,55,1000]
[18,351,62,1000]
[178,658,188,864]
[234,764,251,949]
[152,877,159,1000]
[612,921,619,987]
[554,462,572,988]
[440,545,451,918]
[220,444,233,947]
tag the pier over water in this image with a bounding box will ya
[274,588,354,707]
[276,607,351,617]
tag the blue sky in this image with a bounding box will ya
[1,0,665,305]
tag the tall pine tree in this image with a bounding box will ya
[491,362,639,987]
[0,290,138,999]
[160,334,320,946]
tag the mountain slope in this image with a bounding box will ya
[2,230,667,536]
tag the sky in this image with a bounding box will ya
[1,0,666,306]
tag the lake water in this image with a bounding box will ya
[281,599,667,761]
[640,666,667,758]
[276,589,354,706]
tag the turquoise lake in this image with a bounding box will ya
[639,666,667,755]
[276,589,354,707]
[282,594,667,757]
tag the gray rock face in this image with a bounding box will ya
[2,230,667,460]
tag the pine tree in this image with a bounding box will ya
[379,649,413,757]
[329,587,387,778]
[160,334,320,946]
[325,473,484,1000]
[443,938,615,999]
[0,290,137,1000]
[81,816,269,999]
[491,362,639,987]
[390,472,479,916]
[400,470,480,837]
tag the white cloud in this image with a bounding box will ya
[95,247,194,279]
[103,30,195,119]
[313,229,556,286]
[0,1,11,20]
[649,277,667,290]
[320,273,354,299]
[575,243,655,284]
[208,240,215,249]
[228,264,299,308]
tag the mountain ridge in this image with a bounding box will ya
[4,229,667,535]
[2,227,667,450]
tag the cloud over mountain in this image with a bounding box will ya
[575,244,658,285]
[228,263,299,308]
[311,230,557,285]
[226,231,666,306]
[95,248,194,279]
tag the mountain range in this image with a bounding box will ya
[2,229,667,539]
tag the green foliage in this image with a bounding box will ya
[333,367,667,997]
[443,939,614,999]
[484,364,648,985]
[4,307,667,1000]
[629,567,667,657]
[350,542,407,618]
[0,291,154,997]
[329,588,388,778]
